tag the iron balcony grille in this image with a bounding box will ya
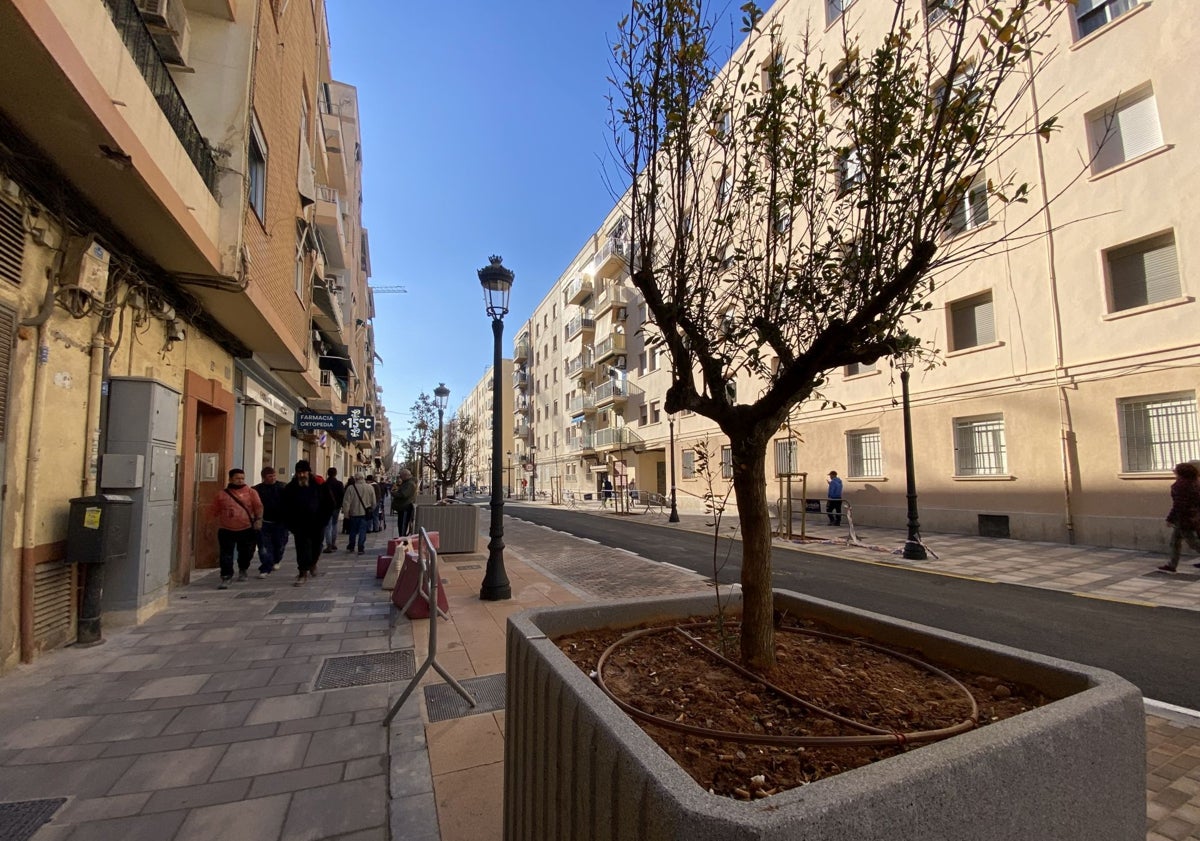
[102,0,219,193]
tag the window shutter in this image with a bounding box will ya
[1110,234,1179,311]
[0,301,13,439]
[1093,91,1161,171]
[952,294,994,349]
[968,182,989,227]
[0,198,24,287]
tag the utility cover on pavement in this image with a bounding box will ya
[314,650,417,690]
[0,798,66,841]
[1146,569,1200,582]
[425,673,506,722]
[455,564,482,570]
[270,600,336,614]
[236,591,274,599]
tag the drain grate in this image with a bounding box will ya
[1145,570,1200,582]
[425,673,506,722]
[0,798,66,841]
[314,650,417,690]
[270,600,336,614]
[236,591,274,599]
[455,564,482,570]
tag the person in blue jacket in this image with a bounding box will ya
[826,470,844,526]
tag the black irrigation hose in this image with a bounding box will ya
[594,620,979,748]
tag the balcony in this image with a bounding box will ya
[564,276,594,306]
[515,422,533,441]
[310,277,345,340]
[593,380,628,408]
[594,425,645,452]
[594,333,627,364]
[565,314,595,341]
[592,237,628,278]
[595,284,630,317]
[565,348,595,380]
[513,370,529,390]
[310,371,348,414]
[566,433,596,454]
[568,393,596,416]
[515,399,529,415]
[513,338,530,362]
[322,111,348,192]
[314,186,346,269]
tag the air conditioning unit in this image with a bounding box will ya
[136,0,191,67]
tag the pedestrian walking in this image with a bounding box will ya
[342,475,377,554]
[209,468,263,589]
[283,460,333,586]
[826,470,843,526]
[374,476,388,531]
[253,466,287,578]
[601,477,613,508]
[323,467,346,551]
[392,468,417,537]
[1159,462,1200,572]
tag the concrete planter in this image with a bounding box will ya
[504,591,1144,841]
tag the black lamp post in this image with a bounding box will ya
[505,451,513,499]
[668,414,680,523]
[479,255,513,601]
[896,354,927,560]
[528,447,537,501]
[415,420,428,493]
[433,383,450,500]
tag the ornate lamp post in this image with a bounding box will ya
[433,383,450,500]
[895,354,927,561]
[479,255,513,601]
[527,447,537,501]
[505,451,513,499]
[668,414,680,523]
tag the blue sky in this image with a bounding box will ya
[325,2,641,446]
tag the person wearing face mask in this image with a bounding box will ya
[208,468,263,589]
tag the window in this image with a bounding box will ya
[1089,88,1162,174]
[1106,232,1180,313]
[294,225,307,298]
[847,429,882,478]
[248,116,267,222]
[838,148,863,191]
[925,0,959,25]
[682,449,696,479]
[721,446,733,479]
[954,415,1007,476]
[1119,393,1200,472]
[949,291,995,351]
[772,209,792,236]
[826,0,855,25]
[650,401,661,424]
[774,438,799,476]
[944,176,989,236]
[716,170,732,207]
[639,405,648,426]
[845,361,876,377]
[1076,0,1139,38]
[829,52,861,103]
[638,352,647,375]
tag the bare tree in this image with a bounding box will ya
[406,392,478,497]
[608,0,1064,671]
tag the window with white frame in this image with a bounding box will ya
[1119,393,1200,473]
[248,116,267,222]
[294,224,307,298]
[944,176,989,236]
[682,449,696,479]
[721,446,733,479]
[925,0,960,25]
[650,401,661,424]
[829,53,861,103]
[847,429,882,478]
[838,147,864,192]
[844,361,876,377]
[954,415,1007,476]
[1075,0,1139,38]
[1088,88,1162,174]
[826,0,855,25]
[949,291,995,351]
[639,404,648,427]
[1106,232,1180,313]
[773,438,799,477]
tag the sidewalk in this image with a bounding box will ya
[0,510,1196,840]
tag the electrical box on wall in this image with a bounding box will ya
[61,236,110,298]
[200,453,219,482]
[100,454,144,488]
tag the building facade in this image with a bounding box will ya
[0,0,386,669]
[457,361,514,495]
[516,0,1196,551]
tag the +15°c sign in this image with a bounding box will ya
[296,406,375,441]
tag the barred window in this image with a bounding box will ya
[1119,393,1200,472]
[773,438,799,477]
[954,415,1007,476]
[721,446,733,479]
[847,429,882,478]
[682,449,695,479]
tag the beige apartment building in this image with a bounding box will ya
[517,0,1195,552]
[0,0,384,668]
[457,361,514,495]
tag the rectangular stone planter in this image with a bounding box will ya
[414,503,479,554]
[504,590,1144,841]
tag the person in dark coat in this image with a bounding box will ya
[392,468,417,537]
[1159,462,1200,572]
[283,460,333,586]
[253,466,288,578]
[323,467,346,551]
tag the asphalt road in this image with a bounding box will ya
[507,504,1200,708]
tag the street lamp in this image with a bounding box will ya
[415,420,428,494]
[479,255,513,601]
[433,383,450,500]
[505,451,513,499]
[668,414,680,522]
[895,354,927,561]
[528,447,537,501]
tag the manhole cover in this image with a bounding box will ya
[270,600,336,614]
[1145,570,1200,582]
[0,798,66,841]
[236,591,274,599]
[456,564,482,570]
[425,673,506,722]
[314,650,417,690]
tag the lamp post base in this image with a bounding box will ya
[902,538,927,561]
[480,546,512,601]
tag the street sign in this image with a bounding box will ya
[296,409,340,430]
[340,406,376,441]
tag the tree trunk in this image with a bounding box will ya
[731,433,775,672]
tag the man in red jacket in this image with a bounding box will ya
[208,468,264,589]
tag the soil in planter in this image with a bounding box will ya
[555,615,1050,799]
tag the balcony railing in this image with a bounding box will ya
[515,422,533,440]
[595,284,630,316]
[513,370,528,389]
[594,333,627,362]
[593,237,628,276]
[594,426,644,450]
[104,0,218,192]
[565,348,595,379]
[513,339,530,362]
[565,314,595,340]
[564,276,594,305]
[567,393,596,415]
[593,380,628,405]
[566,434,595,453]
